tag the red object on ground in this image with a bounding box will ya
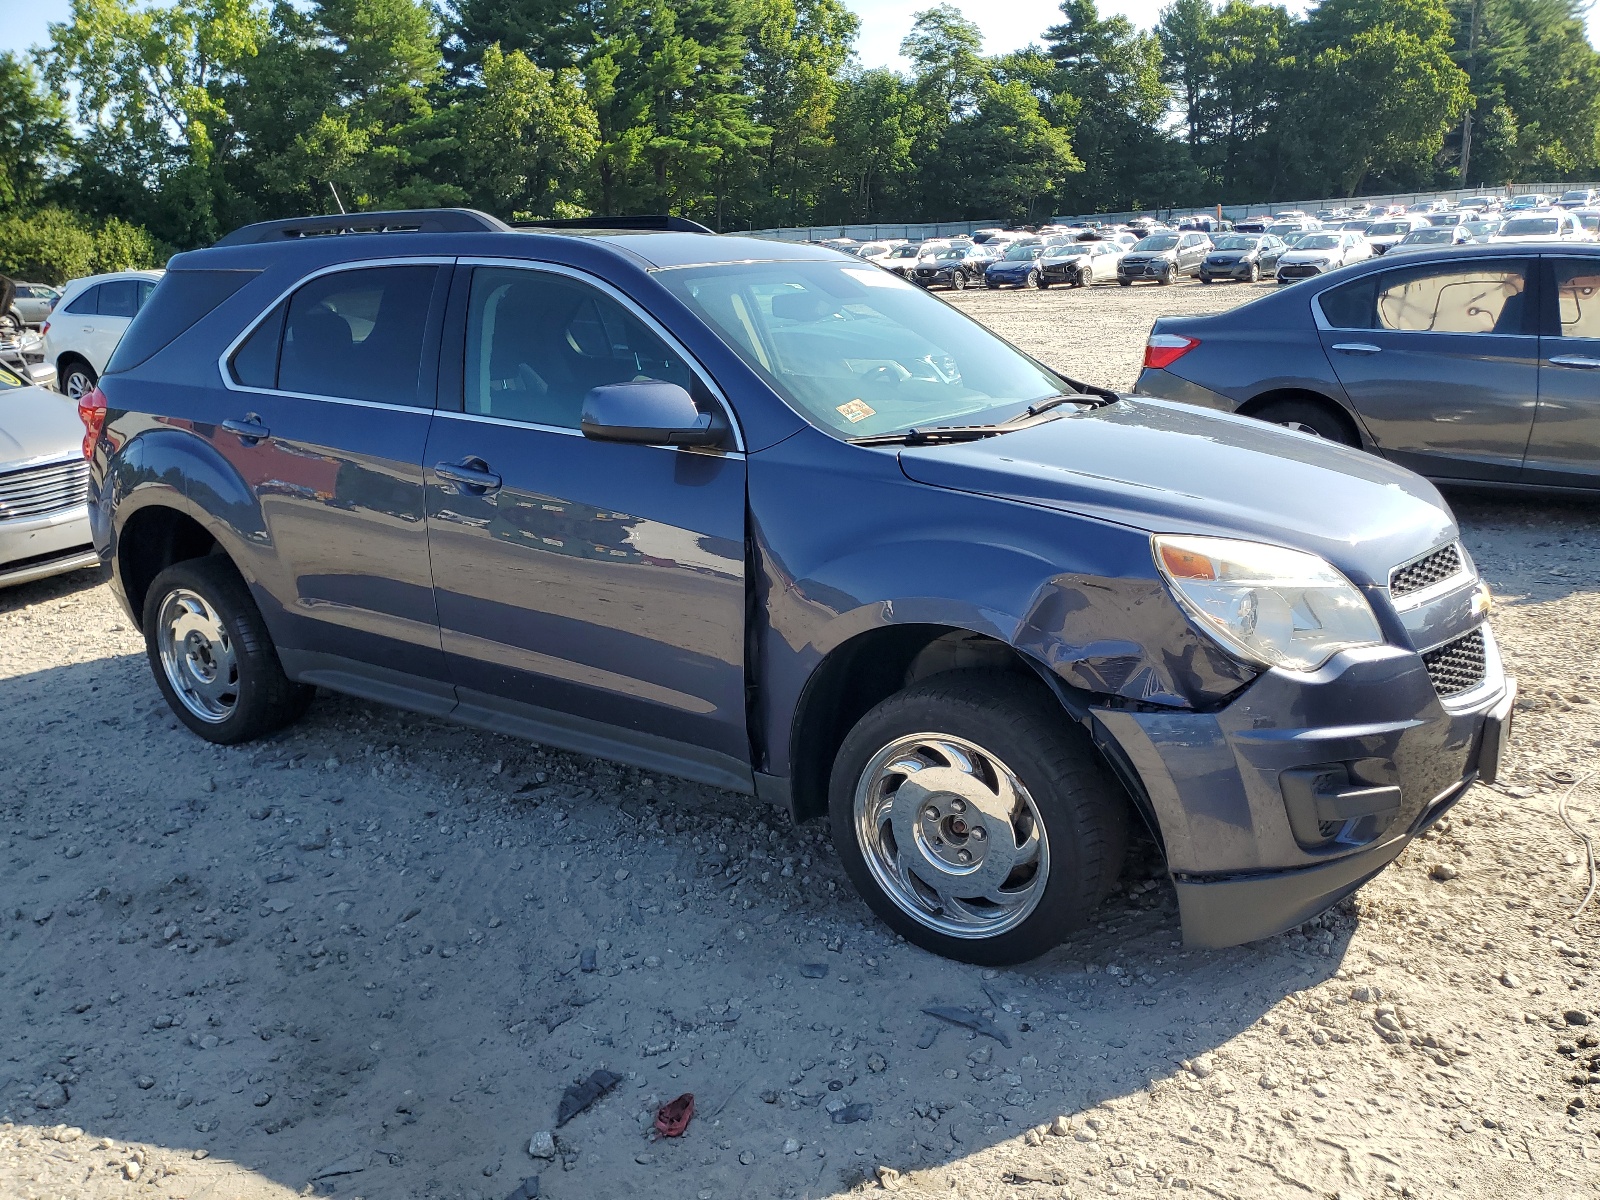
[655,1093,694,1137]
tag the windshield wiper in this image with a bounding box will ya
[850,394,1098,447]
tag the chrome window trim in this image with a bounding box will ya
[217,255,459,411]
[455,256,745,452]
[1310,251,1540,333]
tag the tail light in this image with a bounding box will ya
[39,320,50,336]
[1144,333,1200,370]
[77,386,107,459]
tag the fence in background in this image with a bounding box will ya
[739,182,1600,243]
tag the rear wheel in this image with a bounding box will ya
[59,358,97,400]
[1250,396,1360,447]
[829,671,1127,965]
[143,557,314,744]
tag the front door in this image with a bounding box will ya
[423,263,750,788]
[1528,256,1600,488]
[1315,256,1539,482]
[215,261,453,701]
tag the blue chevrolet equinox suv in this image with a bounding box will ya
[82,209,1516,964]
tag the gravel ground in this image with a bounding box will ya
[2,278,1598,1200]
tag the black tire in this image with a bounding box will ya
[828,670,1128,966]
[952,271,968,291]
[1250,396,1360,447]
[984,279,999,290]
[1247,261,1260,283]
[1199,274,1213,284]
[59,357,97,400]
[0,309,20,336]
[1025,270,1041,289]
[1118,279,1132,287]
[142,556,313,745]
[1160,263,1177,285]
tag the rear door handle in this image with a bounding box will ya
[1547,354,1600,369]
[222,415,270,443]
[1331,343,1382,355]
[434,458,502,494]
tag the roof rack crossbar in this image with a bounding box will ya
[513,214,716,235]
[215,208,512,246]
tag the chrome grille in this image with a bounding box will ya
[1422,627,1486,697]
[1391,543,1465,599]
[0,458,89,521]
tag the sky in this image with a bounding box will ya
[1,0,1593,70]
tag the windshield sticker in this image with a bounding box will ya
[837,399,876,423]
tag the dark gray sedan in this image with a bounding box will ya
[1136,243,1600,491]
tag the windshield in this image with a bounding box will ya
[1403,229,1453,243]
[657,261,1071,439]
[934,248,966,261]
[1563,191,1590,200]
[1367,221,1410,236]
[1295,234,1342,250]
[1266,223,1301,236]
[1003,244,1043,261]
[1210,235,1258,251]
[1132,235,1179,252]
[890,246,918,258]
[1499,216,1561,235]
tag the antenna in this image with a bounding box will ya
[328,182,347,215]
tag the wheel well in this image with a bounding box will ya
[56,351,90,375]
[786,626,1037,824]
[1238,388,1361,444]
[118,507,220,630]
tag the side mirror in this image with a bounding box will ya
[580,380,726,447]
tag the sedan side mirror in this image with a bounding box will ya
[580,380,727,447]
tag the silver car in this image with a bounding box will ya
[14,283,61,327]
[0,365,98,588]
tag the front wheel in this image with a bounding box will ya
[984,279,999,290]
[143,557,314,744]
[1247,261,1261,283]
[829,671,1128,965]
[1025,270,1041,289]
[952,271,968,291]
[1199,274,1213,284]
[1118,279,1132,288]
[1160,263,1177,285]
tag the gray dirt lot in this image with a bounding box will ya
[2,278,1598,1200]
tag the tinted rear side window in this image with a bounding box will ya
[106,270,259,374]
[230,301,285,388]
[1317,275,1376,329]
[277,266,439,405]
[64,285,100,315]
[98,280,139,318]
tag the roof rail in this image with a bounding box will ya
[514,214,716,235]
[215,208,512,246]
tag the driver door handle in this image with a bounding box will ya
[1548,354,1600,369]
[435,458,502,494]
[1331,343,1382,355]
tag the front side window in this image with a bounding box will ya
[1554,259,1600,339]
[463,267,696,429]
[657,260,1070,440]
[276,265,439,405]
[1375,261,1528,334]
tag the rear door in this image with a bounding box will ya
[422,262,750,787]
[217,261,454,701]
[1527,256,1600,488]
[1314,256,1539,482]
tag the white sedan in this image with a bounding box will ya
[1273,232,1372,282]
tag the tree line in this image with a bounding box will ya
[1,0,1598,276]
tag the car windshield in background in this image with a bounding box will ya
[890,246,919,259]
[934,249,966,260]
[1211,236,1258,251]
[1463,220,1499,236]
[1403,229,1454,244]
[1132,235,1179,252]
[1499,217,1561,236]
[656,261,1071,440]
[1367,221,1411,236]
[1295,234,1342,250]
[1002,244,1043,260]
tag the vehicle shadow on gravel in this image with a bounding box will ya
[0,562,109,615]
[0,650,1353,1199]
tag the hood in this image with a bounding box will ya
[1279,249,1336,264]
[897,398,1455,587]
[0,385,83,468]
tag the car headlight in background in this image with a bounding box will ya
[1153,534,1383,672]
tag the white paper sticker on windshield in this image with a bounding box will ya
[841,267,907,288]
[837,399,876,423]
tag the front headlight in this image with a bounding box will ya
[1153,534,1383,672]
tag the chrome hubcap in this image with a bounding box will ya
[157,588,239,723]
[854,733,1049,939]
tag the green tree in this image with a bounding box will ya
[941,76,1081,221]
[1156,0,1213,149]
[459,43,598,217]
[0,54,69,213]
[0,206,161,283]
[827,68,916,221]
